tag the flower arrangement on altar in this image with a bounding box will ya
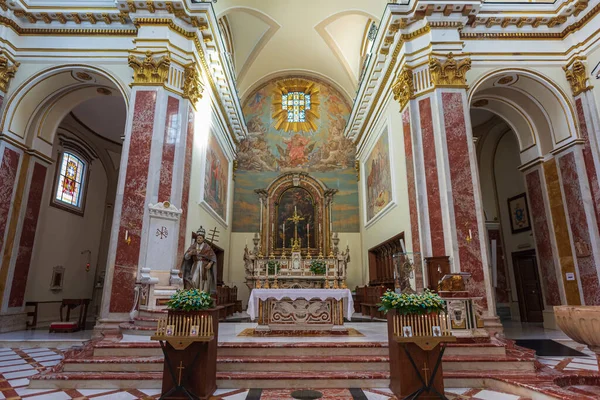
[267,260,280,275]
[309,260,327,275]
[378,289,446,315]
[166,289,214,311]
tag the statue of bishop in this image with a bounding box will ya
[181,226,217,294]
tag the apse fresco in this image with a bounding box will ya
[365,130,392,223]
[204,132,229,221]
[233,76,359,232]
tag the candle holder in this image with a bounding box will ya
[341,279,348,289]
[255,279,262,289]
[272,276,279,289]
[263,278,270,289]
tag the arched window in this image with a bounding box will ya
[52,151,88,213]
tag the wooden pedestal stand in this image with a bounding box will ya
[387,311,456,399]
[151,309,219,400]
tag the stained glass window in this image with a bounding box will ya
[282,91,311,123]
[54,152,86,209]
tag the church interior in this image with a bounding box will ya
[1,0,600,398]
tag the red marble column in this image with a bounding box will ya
[157,96,180,203]
[8,161,47,308]
[177,107,195,263]
[408,87,494,317]
[109,91,157,314]
[418,98,445,256]
[0,146,20,257]
[558,150,600,305]
[575,98,600,236]
[402,108,424,291]
[524,169,561,306]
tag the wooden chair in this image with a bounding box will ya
[232,286,242,313]
[49,299,90,333]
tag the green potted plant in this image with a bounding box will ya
[166,288,214,315]
[309,260,327,275]
[378,289,446,315]
[266,260,280,275]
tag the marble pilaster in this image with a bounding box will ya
[557,149,600,305]
[542,159,582,305]
[7,161,47,308]
[402,53,495,321]
[402,108,423,291]
[99,52,200,333]
[525,168,563,306]
[177,106,195,263]
[0,144,21,259]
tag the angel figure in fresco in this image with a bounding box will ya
[277,133,315,169]
[237,117,276,171]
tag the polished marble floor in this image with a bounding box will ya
[0,321,595,399]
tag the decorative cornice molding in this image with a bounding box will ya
[392,66,414,111]
[0,56,19,93]
[128,51,171,86]
[429,52,471,88]
[563,58,593,96]
[182,63,204,106]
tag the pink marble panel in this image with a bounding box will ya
[402,109,423,290]
[441,92,485,306]
[488,229,509,304]
[419,97,445,256]
[525,170,561,306]
[558,152,600,305]
[177,106,195,263]
[110,91,156,313]
[0,147,20,254]
[8,162,46,307]
[157,96,179,203]
[575,98,600,236]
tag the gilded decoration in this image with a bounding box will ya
[0,56,19,93]
[564,59,592,96]
[128,51,171,86]
[183,63,204,106]
[429,53,471,88]
[392,67,414,111]
[272,78,320,133]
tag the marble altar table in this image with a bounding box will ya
[247,289,354,331]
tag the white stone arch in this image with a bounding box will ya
[468,68,578,163]
[0,63,130,158]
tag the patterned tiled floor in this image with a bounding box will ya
[0,342,596,399]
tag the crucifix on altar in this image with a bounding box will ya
[286,206,305,253]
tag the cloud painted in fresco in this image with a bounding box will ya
[233,76,359,232]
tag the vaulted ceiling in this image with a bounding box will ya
[213,0,388,103]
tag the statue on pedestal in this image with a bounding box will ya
[181,226,217,293]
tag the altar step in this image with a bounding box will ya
[31,337,536,390]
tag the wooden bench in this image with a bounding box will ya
[360,286,386,320]
[49,299,90,333]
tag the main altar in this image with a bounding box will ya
[243,173,351,290]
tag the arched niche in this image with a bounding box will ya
[256,172,337,256]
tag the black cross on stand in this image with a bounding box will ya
[400,343,449,400]
[158,340,203,400]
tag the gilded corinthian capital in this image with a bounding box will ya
[429,52,471,88]
[564,59,592,96]
[392,66,414,111]
[183,63,204,106]
[128,51,171,86]
[0,56,19,93]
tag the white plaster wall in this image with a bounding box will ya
[493,132,536,320]
[588,45,600,111]
[358,98,412,282]
[185,109,233,291]
[24,153,108,326]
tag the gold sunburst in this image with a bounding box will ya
[272,78,320,132]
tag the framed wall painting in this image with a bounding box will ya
[201,131,230,227]
[507,193,531,234]
[363,124,395,228]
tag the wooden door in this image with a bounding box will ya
[512,250,544,323]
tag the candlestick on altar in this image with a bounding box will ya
[307,223,311,249]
